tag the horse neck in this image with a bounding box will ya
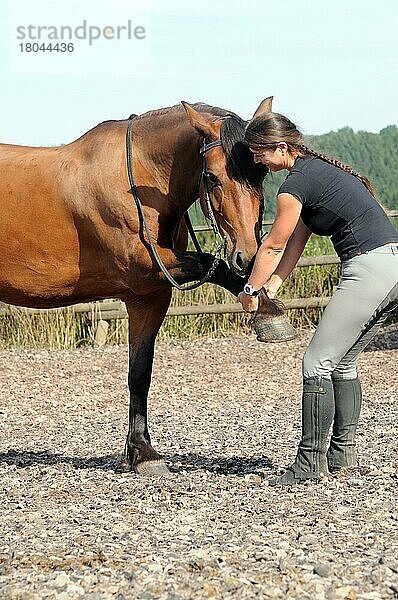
[133,115,202,213]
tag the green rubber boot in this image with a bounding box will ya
[327,377,362,473]
[269,377,334,486]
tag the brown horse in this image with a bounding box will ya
[0,98,272,474]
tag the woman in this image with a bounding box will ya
[238,110,398,486]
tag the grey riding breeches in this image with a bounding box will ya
[302,243,398,380]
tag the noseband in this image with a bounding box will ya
[125,116,227,291]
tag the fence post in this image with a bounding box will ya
[94,320,109,347]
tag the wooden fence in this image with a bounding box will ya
[1,210,396,345]
[0,253,336,319]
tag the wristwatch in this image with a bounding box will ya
[243,283,261,297]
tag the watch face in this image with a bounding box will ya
[244,284,254,295]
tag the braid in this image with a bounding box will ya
[298,144,379,201]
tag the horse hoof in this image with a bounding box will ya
[253,313,298,343]
[134,459,170,476]
[252,293,298,343]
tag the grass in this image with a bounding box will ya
[0,305,94,350]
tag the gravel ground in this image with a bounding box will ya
[0,326,397,600]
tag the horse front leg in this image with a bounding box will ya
[124,289,172,475]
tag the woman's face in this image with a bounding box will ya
[249,143,292,171]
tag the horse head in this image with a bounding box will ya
[182,99,272,276]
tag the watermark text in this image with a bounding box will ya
[16,20,146,46]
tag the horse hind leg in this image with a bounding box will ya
[124,289,172,475]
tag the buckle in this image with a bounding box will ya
[303,384,327,394]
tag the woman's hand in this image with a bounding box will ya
[238,291,259,313]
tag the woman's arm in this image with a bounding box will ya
[239,193,302,312]
[265,217,312,298]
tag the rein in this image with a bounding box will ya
[125,116,227,291]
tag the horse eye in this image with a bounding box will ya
[206,172,220,186]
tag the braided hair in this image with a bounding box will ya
[297,143,378,199]
[245,112,379,200]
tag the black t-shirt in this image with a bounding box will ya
[278,156,398,260]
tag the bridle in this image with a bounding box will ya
[125,116,228,291]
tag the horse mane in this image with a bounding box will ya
[130,103,268,193]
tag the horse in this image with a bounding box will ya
[0,97,273,474]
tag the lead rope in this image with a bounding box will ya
[125,117,226,291]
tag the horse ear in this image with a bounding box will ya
[252,96,273,119]
[181,101,219,140]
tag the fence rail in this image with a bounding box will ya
[194,210,398,233]
[0,296,332,319]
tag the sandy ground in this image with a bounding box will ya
[0,327,397,599]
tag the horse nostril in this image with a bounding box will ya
[231,251,246,274]
[234,251,244,270]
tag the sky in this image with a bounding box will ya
[0,0,397,146]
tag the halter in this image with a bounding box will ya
[125,116,228,292]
